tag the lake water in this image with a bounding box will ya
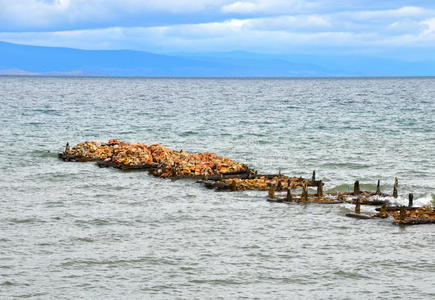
[1,77,434,299]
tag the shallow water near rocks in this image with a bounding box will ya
[0,77,434,299]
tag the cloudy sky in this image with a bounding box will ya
[1,0,435,59]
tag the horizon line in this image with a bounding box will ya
[2,75,435,79]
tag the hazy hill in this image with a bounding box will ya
[1,41,434,77]
[0,41,327,77]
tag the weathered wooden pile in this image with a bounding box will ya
[59,140,434,226]
[267,176,435,225]
[201,173,320,192]
[267,177,391,205]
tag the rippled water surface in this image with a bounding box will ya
[1,77,434,299]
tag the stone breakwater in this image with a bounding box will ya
[59,139,248,178]
[59,140,435,226]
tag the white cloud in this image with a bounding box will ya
[343,6,433,21]
[221,0,314,14]
[421,17,435,35]
[0,0,233,30]
[159,19,249,39]
[2,11,435,55]
[386,20,425,34]
[221,1,257,14]
[246,15,331,31]
[1,1,435,33]
[1,2,435,56]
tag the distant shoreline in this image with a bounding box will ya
[1,74,435,79]
[2,41,435,78]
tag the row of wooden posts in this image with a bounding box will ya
[267,171,410,205]
[266,171,422,223]
[268,171,324,201]
[353,177,400,198]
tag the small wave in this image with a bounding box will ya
[32,108,61,116]
[95,193,116,198]
[246,132,266,137]
[72,237,95,243]
[321,162,372,169]
[7,217,45,224]
[189,279,244,285]
[327,184,353,193]
[414,193,435,207]
[45,201,65,208]
[30,150,58,158]
[359,183,384,191]
[74,218,112,226]
[1,281,15,286]
[141,284,173,291]
[36,242,55,246]
[110,185,130,191]
[27,172,78,182]
[180,130,199,136]
[25,121,44,126]
[60,257,177,267]
[327,183,391,193]
[385,194,434,207]
[15,292,48,298]
[74,217,134,227]
[333,270,371,279]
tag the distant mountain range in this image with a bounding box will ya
[1,41,434,77]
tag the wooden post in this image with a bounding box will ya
[317,181,323,198]
[376,180,381,194]
[286,187,293,202]
[301,184,308,202]
[230,180,237,191]
[399,206,406,221]
[379,204,387,218]
[312,170,316,183]
[393,178,398,198]
[172,163,177,177]
[277,172,282,191]
[408,193,413,207]
[355,198,361,214]
[354,180,360,195]
[268,185,276,199]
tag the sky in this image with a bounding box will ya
[1,0,435,59]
